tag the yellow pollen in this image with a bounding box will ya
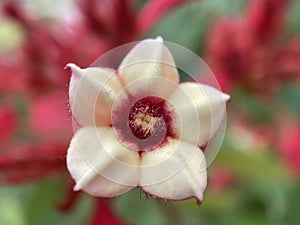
[134,113,159,136]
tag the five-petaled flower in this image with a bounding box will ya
[66,37,230,202]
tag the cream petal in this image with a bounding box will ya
[166,82,230,147]
[140,138,207,202]
[67,63,123,126]
[118,37,179,97]
[67,126,140,197]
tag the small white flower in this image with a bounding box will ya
[66,37,230,202]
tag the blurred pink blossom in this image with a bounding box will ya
[0,104,17,141]
[277,124,300,175]
[0,0,193,184]
[206,0,300,94]
[0,143,67,183]
[0,1,194,224]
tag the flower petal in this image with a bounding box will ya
[67,126,140,197]
[140,138,207,202]
[118,37,179,97]
[67,63,123,126]
[166,82,230,146]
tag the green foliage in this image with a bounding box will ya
[0,187,25,225]
[276,83,300,116]
[216,148,290,183]
[149,0,246,54]
[0,20,24,52]
[231,89,273,123]
[114,189,171,225]
[289,0,300,33]
[0,177,93,225]
[280,181,300,225]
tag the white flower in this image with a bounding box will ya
[66,37,230,202]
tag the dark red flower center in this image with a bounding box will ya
[112,96,174,152]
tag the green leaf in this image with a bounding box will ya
[215,147,291,183]
[276,83,300,116]
[114,188,170,225]
[148,0,246,54]
[0,176,93,225]
[288,0,300,34]
[280,181,300,225]
[22,177,93,225]
[0,20,24,53]
[231,89,273,123]
[148,1,211,52]
[0,187,25,225]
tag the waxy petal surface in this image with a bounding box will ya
[167,82,230,146]
[140,138,207,202]
[67,127,140,197]
[67,63,123,126]
[118,37,179,97]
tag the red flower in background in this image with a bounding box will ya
[0,0,192,184]
[90,198,127,225]
[277,124,300,176]
[205,0,300,180]
[248,0,287,43]
[206,0,300,94]
[0,104,17,141]
[0,143,67,183]
[0,1,193,224]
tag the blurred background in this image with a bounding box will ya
[0,0,300,225]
